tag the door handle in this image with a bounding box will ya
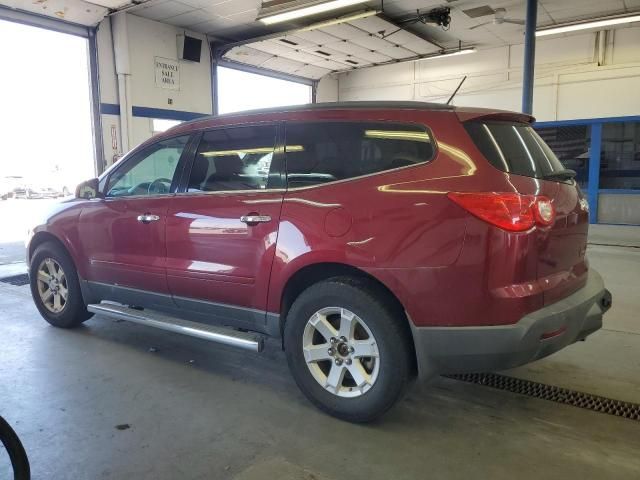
[240,215,271,225]
[137,213,160,224]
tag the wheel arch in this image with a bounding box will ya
[28,231,70,265]
[278,262,417,374]
[28,230,95,306]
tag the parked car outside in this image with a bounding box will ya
[26,102,611,422]
[14,184,60,199]
[0,178,11,200]
[0,176,23,200]
[12,177,73,199]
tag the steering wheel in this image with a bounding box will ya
[148,178,171,195]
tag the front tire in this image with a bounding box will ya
[29,241,93,328]
[284,277,414,422]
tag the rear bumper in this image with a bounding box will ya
[411,269,611,379]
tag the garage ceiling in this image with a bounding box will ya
[2,0,639,53]
[222,13,442,80]
[126,0,640,46]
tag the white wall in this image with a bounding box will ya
[96,14,212,167]
[96,17,121,167]
[331,27,640,121]
[316,74,339,103]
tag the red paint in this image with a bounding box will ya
[28,104,590,329]
[79,197,170,292]
[324,207,352,238]
[165,191,283,310]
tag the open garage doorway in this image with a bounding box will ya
[0,18,95,269]
[217,66,312,114]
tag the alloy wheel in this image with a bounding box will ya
[36,258,68,314]
[302,306,380,398]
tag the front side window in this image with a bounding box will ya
[106,136,189,197]
[284,122,434,188]
[187,125,278,192]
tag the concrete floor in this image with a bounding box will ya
[0,224,639,479]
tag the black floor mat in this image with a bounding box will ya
[0,273,30,286]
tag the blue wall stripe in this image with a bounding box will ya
[100,103,120,115]
[131,106,208,121]
[534,114,640,128]
[534,116,640,209]
[587,123,602,224]
[598,189,640,195]
[99,103,208,121]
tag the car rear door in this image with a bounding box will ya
[165,123,285,332]
[78,135,192,304]
[463,120,590,305]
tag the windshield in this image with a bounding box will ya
[465,121,566,179]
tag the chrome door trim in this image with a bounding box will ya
[137,214,161,223]
[240,215,272,224]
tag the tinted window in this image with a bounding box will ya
[535,125,591,189]
[600,121,640,190]
[188,125,278,192]
[284,122,433,188]
[465,122,566,179]
[107,136,189,197]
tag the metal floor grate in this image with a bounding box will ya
[0,273,30,286]
[448,373,640,421]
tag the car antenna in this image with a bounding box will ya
[446,75,467,105]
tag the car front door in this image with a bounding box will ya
[165,124,284,333]
[78,135,192,305]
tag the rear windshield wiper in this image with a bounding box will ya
[543,169,577,181]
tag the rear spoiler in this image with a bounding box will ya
[455,109,535,124]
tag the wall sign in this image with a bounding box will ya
[155,57,180,90]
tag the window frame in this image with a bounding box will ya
[599,121,640,191]
[103,133,197,200]
[174,121,286,196]
[465,121,569,183]
[282,119,438,191]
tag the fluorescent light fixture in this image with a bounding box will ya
[296,10,379,32]
[259,0,370,25]
[424,48,476,60]
[536,13,640,37]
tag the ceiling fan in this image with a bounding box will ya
[469,7,524,29]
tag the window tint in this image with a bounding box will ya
[600,121,640,190]
[284,122,433,188]
[106,136,189,197]
[188,125,278,192]
[535,125,591,189]
[465,122,566,179]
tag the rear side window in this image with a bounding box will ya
[284,122,434,188]
[187,125,278,192]
[464,122,566,179]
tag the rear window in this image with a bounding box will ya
[285,122,434,188]
[464,121,566,179]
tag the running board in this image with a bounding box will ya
[87,303,264,352]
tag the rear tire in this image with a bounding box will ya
[284,277,414,423]
[29,241,93,328]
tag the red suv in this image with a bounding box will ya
[27,102,611,422]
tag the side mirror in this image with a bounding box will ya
[75,178,102,199]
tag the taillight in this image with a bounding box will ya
[447,192,555,232]
[534,197,555,226]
